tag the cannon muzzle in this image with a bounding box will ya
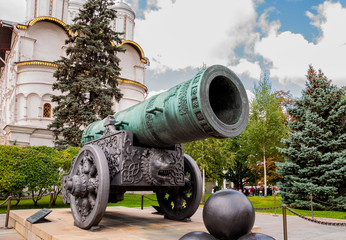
[82,65,249,147]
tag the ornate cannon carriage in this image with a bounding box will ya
[62,65,249,229]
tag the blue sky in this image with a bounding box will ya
[131,0,346,98]
[1,0,345,99]
[257,0,324,42]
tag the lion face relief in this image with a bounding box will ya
[141,149,176,185]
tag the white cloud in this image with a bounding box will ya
[136,0,346,89]
[147,88,255,108]
[146,89,166,99]
[230,59,261,80]
[257,8,281,36]
[135,0,259,76]
[254,1,346,87]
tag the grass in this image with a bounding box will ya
[0,195,68,214]
[248,195,346,220]
[1,194,345,220]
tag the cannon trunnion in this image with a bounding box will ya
[62,65,249,229]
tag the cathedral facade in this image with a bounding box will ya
[0,0,148,146]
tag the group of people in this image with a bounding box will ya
[245,186,278,196]
[211,186,279,197]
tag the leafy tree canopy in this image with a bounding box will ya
[184,138,233,183]
[242,74,289,196]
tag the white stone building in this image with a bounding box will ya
[0,0,149,146]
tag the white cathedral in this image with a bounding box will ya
[0,0,149,146]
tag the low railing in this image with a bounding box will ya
[254,204,346,240]
[140,195,158,210]
[0,196,12,228]
[139,193,346,240]
[0,192,55,228]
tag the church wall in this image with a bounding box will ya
[117,82,146,111]
[27,93,40,119]
[16,94,26,121]
[20,36,36,61]
[17,65,56,85]
[126,17,134,41]
[1,1,148,147]
[23,22,67,62]
[3,125,55,146]
[0,30,21,130]
[134,65,144,85]
[26,0,67,21]
[15,83,56,125]
[67,1,85,24]
[115,17,125,35]
[15,64,57,127]
[30,129,55,146]
[38,0,50,17]
[118,45,145,84]
[53,0,64,20]
[26,0,35,21]
[112,7,135,41]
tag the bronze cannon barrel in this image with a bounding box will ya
[81,65,249,147]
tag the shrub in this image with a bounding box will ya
[0,145,80,205]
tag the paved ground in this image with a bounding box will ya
[0,216,24,240]
[0,207,345,240]
[253,213,346,240]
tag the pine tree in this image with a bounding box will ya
[49,0,123,148]
[277,65,346,210]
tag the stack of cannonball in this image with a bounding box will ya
[179,190,275,240]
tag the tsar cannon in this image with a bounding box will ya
[62,65,249,229]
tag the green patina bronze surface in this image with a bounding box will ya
[81,65,249,147]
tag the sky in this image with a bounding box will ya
[1,0,346,99]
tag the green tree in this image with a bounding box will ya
[0,146,81,206]
[225,136,252,191]
[0,146,27,205]
[184,138,233,202]
[22,147,60,206]
[49,0,124,148]
[244,74,289,197]
[277,66,346,210]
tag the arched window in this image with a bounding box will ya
[43,103,51,118]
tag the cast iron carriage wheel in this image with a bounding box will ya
[69,145,109,229]
[156,154,202,220]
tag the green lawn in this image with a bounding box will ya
[248,196,346,220]
[1,194,345,220]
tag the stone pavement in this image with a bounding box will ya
[0,217,24,240]
[0,206,345,240]
[254,213,346,240]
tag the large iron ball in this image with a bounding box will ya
[203,189,255,240]
[238,233,276,240]
[179,231,217,240]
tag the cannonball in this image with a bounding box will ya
[203,189,255,240]
[179,231,217,240]
[238,233,276,240]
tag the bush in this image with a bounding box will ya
[0,146,27,204]
[0,145,80,205]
